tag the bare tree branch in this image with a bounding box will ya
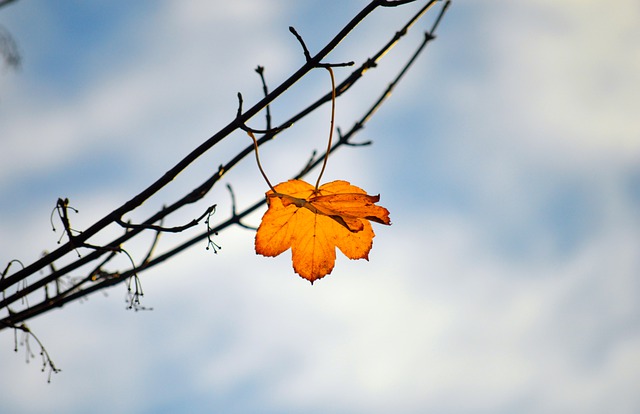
[0,0,450,348]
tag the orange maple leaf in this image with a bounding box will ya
[255,179,391,282]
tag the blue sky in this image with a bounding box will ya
[1,1,639,413]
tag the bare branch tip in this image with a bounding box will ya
[236,92,244,117]
[289,26,311,61]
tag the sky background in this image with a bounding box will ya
[1,1,639,413]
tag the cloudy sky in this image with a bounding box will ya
[1,1,639,413]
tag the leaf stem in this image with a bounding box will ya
[247,130,276,192]
[314,66,336,191]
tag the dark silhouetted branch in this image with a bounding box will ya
[0,1,450,376]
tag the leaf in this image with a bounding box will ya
[255,179,391,282]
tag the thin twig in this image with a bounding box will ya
[226,184,257,230]
[255,66,272,130]
[115,205,216,233]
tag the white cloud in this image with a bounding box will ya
[435,0,640,168]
